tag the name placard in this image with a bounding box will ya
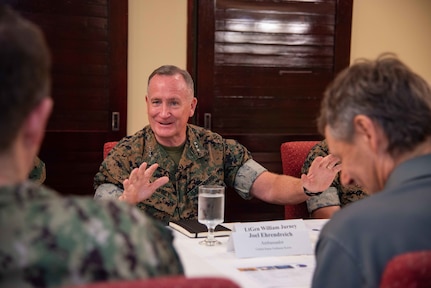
[227,219,313,258]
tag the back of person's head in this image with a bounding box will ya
[148,65,194,96]
[318,53,431,157]
[0,4,51,152]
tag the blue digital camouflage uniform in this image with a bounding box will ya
[94,124,267,224]
[0,181,184,288]
[301,140,367,214]
[28,156,46,184]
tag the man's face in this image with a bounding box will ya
[146,74,197,147]
[325,125,381,194]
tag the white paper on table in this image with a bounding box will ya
[211,255,316,288]
[236,259,315,288]
[228,219,313,258]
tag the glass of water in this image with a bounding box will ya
[198,185,225,246]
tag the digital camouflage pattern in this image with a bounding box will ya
[301,140,368,213]
[0,181,184,288]
[94,124,255,224]
[28,156,46,184]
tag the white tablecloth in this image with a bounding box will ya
[172,219,328,288]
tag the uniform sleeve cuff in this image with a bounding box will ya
[306,187,340,213]
[234,159,267,200]
[94,183,124,200]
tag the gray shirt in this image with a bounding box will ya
[312,153,431,288]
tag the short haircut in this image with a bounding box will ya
[147,65,194,98]
[318,53,431,156]
[0,5,51,151]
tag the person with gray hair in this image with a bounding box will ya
[311,54,431,288]
[0,5,183,287]
[94,64,342,224]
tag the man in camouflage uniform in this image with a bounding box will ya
[0,5,183,288]
[94,65,343,224]
[301,140,368,218]
[29,156,46,184]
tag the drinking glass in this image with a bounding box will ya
[198,185,225,246]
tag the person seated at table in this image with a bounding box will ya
[301,140,367,218]
[29,156,46,184]
[0,5,183,288]
[311,54,431,288]
[94,65,342,224]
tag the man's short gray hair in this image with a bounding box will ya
[318,53,431,156]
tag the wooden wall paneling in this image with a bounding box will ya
[6,0,128,196]
[188,0,352,222]
[108,0,128,140]
[334,0,354,73]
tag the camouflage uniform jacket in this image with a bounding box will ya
[28,156,46,184]
[0,181,183,288]
[301,140,367,214]
[94,124,259,224]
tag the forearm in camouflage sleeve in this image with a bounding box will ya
[94,183,124,200]
[306,187,341,213]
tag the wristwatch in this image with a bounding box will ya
[303,186,323,197]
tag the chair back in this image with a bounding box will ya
[103,141,119,158]
[63,276,241,288]
[280,141,319,219]
[380,250,431,288]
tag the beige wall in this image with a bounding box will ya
[128,0,431,135]
[351,0,431,82]
[128,0,187,134]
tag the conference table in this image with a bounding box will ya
[171,219,328,288]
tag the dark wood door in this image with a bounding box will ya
[188,0,352,221]
[7,0,128,196]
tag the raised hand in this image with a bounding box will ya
[301,154,342,193]
[119,162,169,204]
